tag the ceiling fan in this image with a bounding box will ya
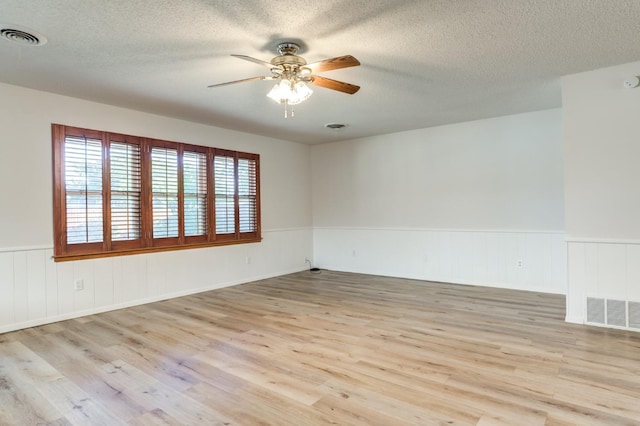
[208,42,360,117]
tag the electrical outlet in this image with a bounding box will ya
[74,279,84,291]
[305,257,310,264]
[352,250,356,257]
[516,259,524,268]
[245,256,251,265]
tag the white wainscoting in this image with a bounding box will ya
[0,228,312,333]
[313,227,567,294]
[566,239,640,327]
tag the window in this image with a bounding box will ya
[63,135,103,245]
[238,157,258,233]
[52,124,261,260]
[108,134,143,253]
[151,146,179,240]
[214,153,236,236]
[183,151,207,237]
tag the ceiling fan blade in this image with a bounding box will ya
[306,55,360,73]
[310,76,360,94]
[207,76,273,88]
[231,54,274,68]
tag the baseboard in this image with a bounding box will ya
[565,315,584,324]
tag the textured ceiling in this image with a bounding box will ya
[1,0,640,144]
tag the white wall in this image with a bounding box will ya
[0,82,313,333]
[563,60,640,325]
[311,109,566,293]
[0,82,576,332]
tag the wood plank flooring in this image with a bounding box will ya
[1,270,640,425]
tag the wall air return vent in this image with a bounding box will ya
[606,299,627,327]
[586,297,605,324]
[629,302,640,330]
[587,297,640,332]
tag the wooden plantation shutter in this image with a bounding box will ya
[150,145,179,244]
[238,153,260,238]
[64,135,104,244]
[53,125,106,256]
[214,151,236,239]
[213,150,261,240]
[52,124,261,261]
[109,135,143,250]
[183,149,208,238]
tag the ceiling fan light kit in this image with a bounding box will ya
[267,80,313,118]
[209,42,360,118]
[267,80,313,105]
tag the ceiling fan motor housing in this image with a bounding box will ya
[272,42,307,67]
[271,55,307,67]
[276,42,300,55]
[271,43,310,81]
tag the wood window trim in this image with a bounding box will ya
[52,124,261,262]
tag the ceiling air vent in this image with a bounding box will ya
[0,25,47,46]
[325,123,347,130]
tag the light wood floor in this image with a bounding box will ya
[1,271,640,425]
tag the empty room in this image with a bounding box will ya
[1,1,640,424]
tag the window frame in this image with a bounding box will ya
[52,124,261,261]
